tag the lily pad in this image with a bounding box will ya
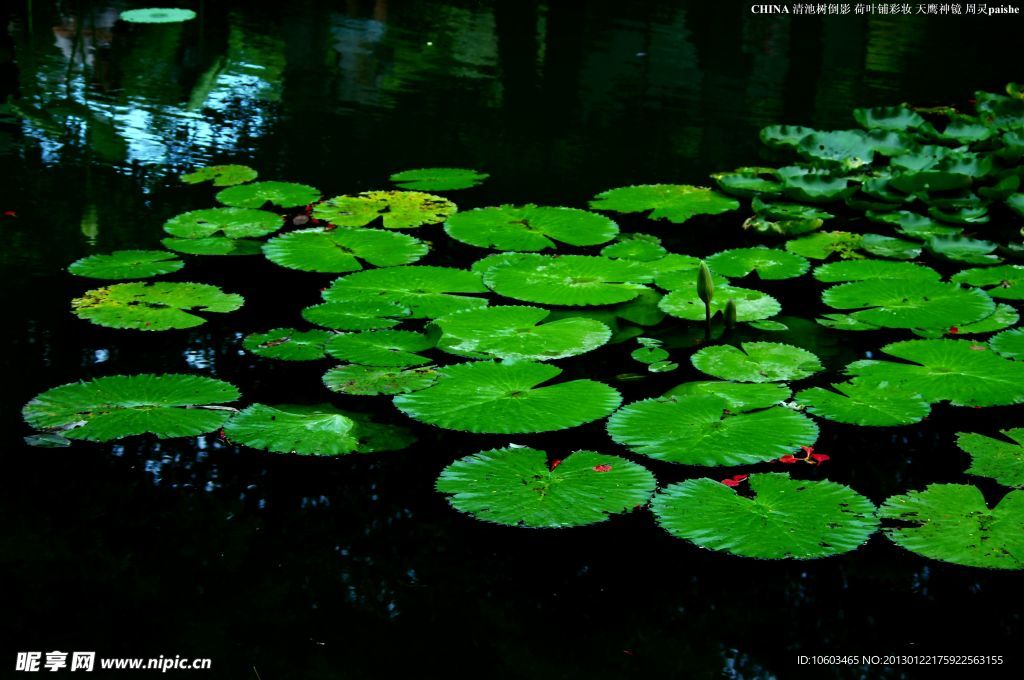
[23,374,239,441]
[120,7,196,23]
[161,237,263,256]
[393,361,621,434]
[434,306,611,361]
[68,250,183,280]
[795,381,931,426]
[990,328,1024,360]
[706,247,809,280]
[652,474,878,559]
[600,233,667,261]
[180,164,257,187]
[951,265,1024,300]
[956,430,1024,488]
[325,330,433,367]
[785,231,864,260]
[926,236,1001,265]
[390,167,488,191]
[658,282,781,322]
[865,210,963,240]
[242,328,331,361]
[322,266,489,319]
[711,168,784,197]
[691,342,823,383]
[853,105,928,132]
[589,184,739,223]
[435,447,655,528]
[952,304,1019,335]
[163,207,283,239]
[444,205,618,252]
[301,301,409,331]
[262,227,427,273]
[663,381,791,411]
[760,125,816,148]
[812,259,940,283]
[1008,193,1024,218]
[879,484,1024,570]
[482,254,651,306]
[323,365,439,396]
[225,404,413,455]
[821,279,995,329]
[313,190,455,229]
[216,181,320,209]
[72,282,243,331]
[606,395,818,466]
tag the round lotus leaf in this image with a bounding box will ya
[926,236,1001,265]
[951,265,1024,300]
[322,266,489,319]
[844,339,1024,407]
[588,184,739,223]
[393,361,621,434]
[990,328,1024,359]
[242,328,331,361]
[853,105,928,132]
[865,210,963,240]
[120,7,196,23]
[706,247,809,281]
[712,168,784,197]
[795,381,931,426]
[302,301,409,331]
[444,205,618,252]
[777,169,855,203]
[163,207,283,239]
[23,374,239,442]
[600,234,667,261]
[313,190,455,229]
[262,227,427,273]
[631,346,669,364]
[785,231,863,260]
[68,250,183,280]
[956,430,1024,488]
[325,330,433,367]
[952,304,1019,335]
[760,124,816,148]
[796,129,878,168]
[180,164,257,187]
[658,283,781,322]
[216,181,320,209]
[663,381,791,412]
[72,282,243,331]
[606,395,818,466]
[812,259,940,283]
[652,474,879,559]
[389,167,488,191]
[323,365,439,396]
[879,484,1024,570]
[436,447,655,528]
[434,306,611,361]
[821,279,995,329]
[691,342,823,383]
[161,237,263,256]
[482,254,651,306]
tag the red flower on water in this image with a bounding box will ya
[779,455,798,464]
[949,326,960,334]
[549,459,563,471]
[800,445,815,456]
[811,453,830,463]
[593,464,613,472]
[721,478,741,487]
[731,474,749,482]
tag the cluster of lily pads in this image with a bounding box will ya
[23,86,1024,571]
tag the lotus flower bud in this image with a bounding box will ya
[697,262,714,306]
[724,299,737,330]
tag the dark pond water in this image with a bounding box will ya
[2,2,1023,678]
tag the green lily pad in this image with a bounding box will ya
[844,339,1024,407]
[216,181,320,209]
[606,395,818,466]
[72,282,243,331]
[68,250,184,280]
[889,171,973,194]
[821,279,995,329]
[865,210,963,240]
[444,205,618,252]
[1008,193,1024,217]
[956,430,1024,488]
[711,168,784,197]
[301,301,409,331]
[951,265,1024,300]
[262,227,427,273]
[795,381,931,426]
[482,254,651,306]
[180,164,257,187]
[435,447,656,528]
[390,167,488,191]
[742,215,823,236]
[879,484,1024,570]
[951,304,1019,335]
[812,259,940,283]
[691,342,823,383]
[393,361,621,434]
[242,328,331,361]
[752,197,833,222]
[853,105,928,132]
[161,237,263,256]
[796,129,878,168]
[928,205,989,225]
[322,266,489,319]
[652,474,878,559]
[325,330,434,367]
[658,282,781,322]
[600,233,667,261]
[323,365,439,396]
[777,168,855,203]
[760,125,816,148]
[926,236,1001,265]
[990,328,1024,359]
[785,231,864,260]
[588,184,739,223]
[163,207,283,239]
[663,381,791,411]
[861,234,921,260]
[313,190,456,229]
[434,306,610,361]
[23,374,239,441]
[706,247,809,281]
[120,7,196,23]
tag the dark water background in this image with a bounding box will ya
[2,2,1023,678]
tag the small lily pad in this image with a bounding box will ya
[262,227,428,273]
[163,207,283,239]
[325,330,434,367]
[691,342,823,383]
[706,247,809,281]
[821,279,995,329]
[72,282,243,331]
[180,164,257,187]
[600,234,668,261]
[323,365,439,396]
[444,205,618,252]
[390,167,488,191]
[589,184,739,223]
[323,266,489,319]
[216,181,320,209]
[243,328,331,361]
[956,429,1024,488]
[313,190,456,229]
[68,250,183,280]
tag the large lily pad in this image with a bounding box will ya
[163,207,283,239]
[589,184,739,223]
[435,447,655,528]
[606,395,818,466]
[951,265,1024,300]
[879,484,1024,570]
[482,254,651,306]
[323,365,439,396]
[956,429,1024,488]
[444,205,618,251]
[706,247,809,280]
[23,374,239,441]
[322,266,489,318]
[180,164,257,187]
[663,381,791,411]
[390,167,488,191]
[393,361,621,434]
[325,330,434,367]
[652,474,878,559]
[795,381,931,426]
[821,279,995,329]
[691,342,823,383]
[72,282,243,331]
[313,190,456,229]
[262,227,427,273]
[434,306,611,361]
[216,181,320,208]
[243,328,331,361]
[68,250,184,280]
[812,259,940,283]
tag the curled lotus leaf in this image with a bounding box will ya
[853,105,928,132]
[262,227,428,273]
[325,330,434,367]
[795,381,931,426]
[706,247,809,281]
[691,342,823,383]
[776,168,855,203]
[72,282,243,331]
[821,279,995,329]
[435,447,656,528]
[482,254,652,306]
[389,167,488,191]
[588,184,739,223]
[444,205,618,252]
[956,429,1024,488]
[323,365,439,396]
[215,181,321,209]
[163,207,283,239]
[322,266,489,319]
[760,125,816,149]
[23,374,239,442]
[951,265,1024,300]
[242,328,331,361]
[180,164,257,187]
[68,250,183,280]
[313,190,456,229]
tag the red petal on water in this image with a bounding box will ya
[811,453,830,462]
[3,210,16,217]
[549,459,563,471]
[731,474,749,482]
[949,326,960,334]
[799,445,814,456]
[779,455,798,464]
[721,479,741,487]
[593,464,613,472]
